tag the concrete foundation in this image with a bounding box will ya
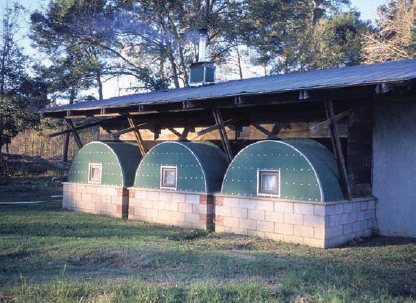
[128,189,214,230]
[215,195,375,248]
[63,183,129,218]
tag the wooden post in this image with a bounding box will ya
[127,115,146,156]
[212,109,233,163]
[324,100,352,200]
[65,119,83,149]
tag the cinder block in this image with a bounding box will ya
[160,192,173,201]
[314,205,325,216]
[148,191,160,201]
[239,218,256,230]
[360,201,368,210]
[283,235,304,245]
[284,213,304,225]
[172,193,186,203]
[275,223,294,235]
[348,212,357,223]
[215,215,224,226]
[129,190,135,198]
[256,201,274,211]
[147,209,159,220]
[314,227,325,239]
[135,190,147,199]
[368,200,375,209]
[158,209,172,224]
[329,215,339,227]
[294,203,314,215]
[265,211,283,223]
[216,206,231,217]
[81,193,92,202]
[215,225,231,233]
[95,203,107,212]
[248,209,265,221]
[185,213,199,224]
[265,233,283,242]
[304,215,325,227]
[223,217,240,228]
[294,225,314,238]
[351,202,360,211]
[172,211,186,223]
[91,194,101,203]
[257,221,275,233]
[304,237,325,248]
[343,223,353,234]
[165,201,179,211]
[96,187,107,195]
[107,203,117,213]
[231,208,248,219]
[230,227,248,236]
[239,198,256,210]
[326,225,343,238]
[152,200,165,210]
[223,197,239,208]
[325,237,341,248]
[106,187,117,196]
[193,204,210,214]
[85,201,96,211]
[343,203,352,213]
[186,194,200,204]
[274,201,294,213]
[334,204,344,214]
[117,188,128,197]
[356,211,365,221]
[339,214,349,225]
[214,196,223,206]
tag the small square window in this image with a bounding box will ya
[161,166,177,189]
[258,170,280,197]
[88,163,102,184]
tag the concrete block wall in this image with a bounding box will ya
[215,195,375,248]
[63,183,129,218]
[128,189,214,230]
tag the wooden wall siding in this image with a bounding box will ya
[346,103,373,196]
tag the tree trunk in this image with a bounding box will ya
[236,45,243,80]
[96,69,103,100]
[62,88,76,162]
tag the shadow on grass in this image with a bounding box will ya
[339,235,416,248]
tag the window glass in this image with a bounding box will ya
[161,167,176,188]
[259,170,280,196]
[88,163,102,184]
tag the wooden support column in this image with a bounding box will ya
[127,115,146,156]
[65,119,83,149]
[324,100,352,200]
[212,109,233,163]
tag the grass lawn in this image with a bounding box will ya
[0,166,415,302]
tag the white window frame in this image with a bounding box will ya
[160,166,177,190]
[257,169,281,197]
[88,163,102,184]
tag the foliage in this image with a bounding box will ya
[362,0,415,63]
[0,3,48,157]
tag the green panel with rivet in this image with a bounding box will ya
[68,142,142,187]
[221,140,344,202]
[134,141,228,193]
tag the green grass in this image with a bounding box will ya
[0,169,415,302]
[0,202,414,302]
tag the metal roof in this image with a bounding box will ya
[41,59,416,113]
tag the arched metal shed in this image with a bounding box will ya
[221,139,343,202]
[68,141,141,187]
[129,141,228,230]
[63,141,142,218]
[133,141,228,193]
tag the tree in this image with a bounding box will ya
[0,2,48,158]
[362,0,415,63]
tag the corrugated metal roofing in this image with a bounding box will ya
[41,59,416,113]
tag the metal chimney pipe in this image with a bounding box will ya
[198,28,208,62]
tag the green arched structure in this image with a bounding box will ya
[68,142,142,187]
[221,140,344,202]
[134,141,228,193]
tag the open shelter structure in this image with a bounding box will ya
[42,59,416,247]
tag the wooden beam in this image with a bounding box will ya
[324,100,352,200]
[168,127,182,138]
[127,115,146,156]
[180,126,191,141]
[212,109,233,163]
[197,118,240,136]
[110,123,147,139]
[310,104,360,134]
[65,119,83,149]
[49,118,119,138]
